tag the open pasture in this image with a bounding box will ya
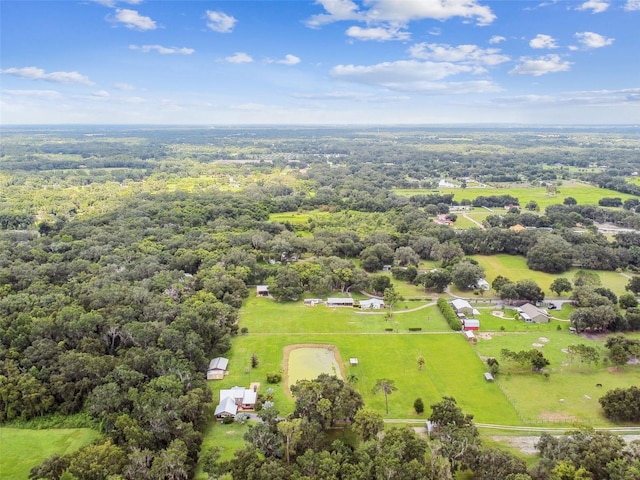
[394,181,637,209]
[0,428,99,480]
[468,254,631,297]
[472,331,640,425]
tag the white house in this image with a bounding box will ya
[360,298,385,309]
[214,386,258,419]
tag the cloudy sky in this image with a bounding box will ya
[1,0,639,124]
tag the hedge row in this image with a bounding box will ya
[437,297,463,331]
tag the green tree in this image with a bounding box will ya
[526,235,573,273]
[450,260,485,291]
[383,287,403,319]
[373,378,397,414]
[550,278,573,296]
[414,397,424,415]
[619,293,639,309]
[625,276,640,295]
[278,418,303,465]
[353,408,384,442]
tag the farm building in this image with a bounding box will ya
[517,303,549,323]
[484,372,494,382]
[256,285,269,297]
[360,298,385,309]
[464,330,476,340]
[214,385,258,419]
[326,297,355,307]
[473,278,490,291]
[304,298,324,306]
[451,299,473,316]
[463,319,480,331]
[207,357,229,380]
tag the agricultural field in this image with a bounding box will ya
[0,428,99,480]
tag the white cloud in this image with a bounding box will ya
[292,91,409,102]
[89,0,143,7]
[509,55,571,76]
[574,31,614,48]
[625,0,640,11]
[206,10,236,33]
[4,89,61,99]
[409,43,509,66]
[91,90,110,98]
[330,60,486,93]
[225,52,253,64]
[277,54,301,66]
[1,66,94,85]
[529,34,558,49]
[129,44,195,55]
[113,9,156,30]
[576,0,610,13]
[306,0,362,27]
[307,0,496,30]
[114,82,135,91]
[346,25,410,41]
[489,35,506,44]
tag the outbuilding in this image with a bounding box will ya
[451,299,473,316]
[360,298,385,309]
[256,285,269,297]
[463,319,480,331]
[326,297,355,307]
[207,357,229,380]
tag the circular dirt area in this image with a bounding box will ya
[492,311,505,317]
[539,337,550,343]
[532,343,544,348]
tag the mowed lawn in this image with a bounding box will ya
[213,293,521,424]
[0,428,99,480]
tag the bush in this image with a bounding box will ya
[437,297,462,331]
[599,386,640,422]
[408,327,422,332]
[266,373,282,384]
[222,416,235,424]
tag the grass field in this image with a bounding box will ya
[0,428,99,480]
[394,180,638,210]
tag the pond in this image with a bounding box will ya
[286,345,344,390]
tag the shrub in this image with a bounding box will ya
[266,373,282,384]
[437,297,462,331]
[408,327,422,332]
[222,416,234,424]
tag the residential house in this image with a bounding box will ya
[207,357,229,380]
[214,385,258,419]
[517,303,550,323]
[304,298,323,306]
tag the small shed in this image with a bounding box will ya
[463,319,480,331]
[349,358,359,366]
[256,285,269,297]
[207,357,229,380]
[326,297,355,307]
[484,372,494,382]
[304,298,323,306]
[464,330,475,340]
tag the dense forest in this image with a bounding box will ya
[1,126,639,479]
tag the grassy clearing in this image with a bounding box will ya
[469,254,632,296]
[472,331,640,425]
[0,428,99,480]
[394,181,638,209]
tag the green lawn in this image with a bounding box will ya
[469,254,632,297]
[394,180,638,209]
[0,428,99,480]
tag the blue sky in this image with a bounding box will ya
[1,0,639,124]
